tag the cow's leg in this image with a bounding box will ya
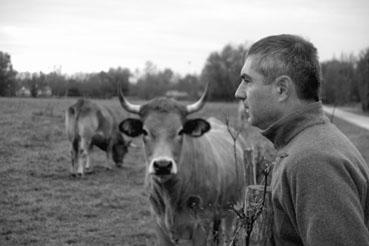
[155,223,175,246]
[212,218,221,245]
[221,213,235,245]
[106,141,115,170]
[106,154,114,170]
[85,144,93,171]
[70,145,77,175]
[192,223,209,246]
[77,138,90,176]
[77,153,85,176]
[102,152,114,171]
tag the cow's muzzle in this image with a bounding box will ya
[148,158,177,181]
[153,159,173,175]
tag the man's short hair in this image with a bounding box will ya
[247,34,321,101]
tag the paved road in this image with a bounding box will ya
[323,105,369,131]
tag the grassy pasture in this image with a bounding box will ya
[0,97,240,246]
[0,97,368,246]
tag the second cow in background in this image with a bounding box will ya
[65,99,132,176]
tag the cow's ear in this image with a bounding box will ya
[119,118,144,137]
[180,118,211,137]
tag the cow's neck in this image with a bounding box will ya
[150,176,218,241]
[157,178,181,201]
[91,135,110,151]
[149,177,185,211]
[92,131,121,151]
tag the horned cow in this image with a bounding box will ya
[65,99,131,176]
[118,85,247,245]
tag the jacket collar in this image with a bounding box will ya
[261,101,328,149]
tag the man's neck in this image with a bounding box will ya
[280,98,312,120]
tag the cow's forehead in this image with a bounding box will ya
[144,112,183,132]
[140,98,186,118]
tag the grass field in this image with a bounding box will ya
[1,97,368,246]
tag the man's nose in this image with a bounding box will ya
[235,83,246,100]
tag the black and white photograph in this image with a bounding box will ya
[1,0,369,245]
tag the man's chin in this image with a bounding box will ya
[248,117,257,127]
[249,118,264,130]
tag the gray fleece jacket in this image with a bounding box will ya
[262,102,369,246]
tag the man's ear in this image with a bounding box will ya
[180,118,211,137]
[275,75,293,101]
[119,118,144,137]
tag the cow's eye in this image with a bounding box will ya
[142,128,148,136]
[174,131,184,142]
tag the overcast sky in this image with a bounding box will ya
[1,0,368,76]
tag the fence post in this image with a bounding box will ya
[243,149,274,246]
[245,185,273,246]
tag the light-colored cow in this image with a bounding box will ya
[118,85,246,245]
[65,99,131,176]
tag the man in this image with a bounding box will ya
[235,34,369,246]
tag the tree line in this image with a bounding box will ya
[1,45,369,111]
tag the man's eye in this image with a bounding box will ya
[241,75,251,84]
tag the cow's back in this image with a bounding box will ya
[70,99,118,138]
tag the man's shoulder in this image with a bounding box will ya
[287,120,351,155]
[278,145,329,176]
[279,122,366,177]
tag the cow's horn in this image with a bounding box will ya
[186,81,208,114]
[118,83,141,114]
